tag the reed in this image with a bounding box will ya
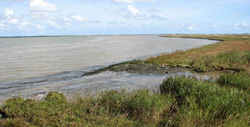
[1,74,249,126]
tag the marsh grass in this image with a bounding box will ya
[1,34,249,126]
[217,72,250,93]
[147,34,250,73]
[1,73,250,127]
[0,90,173,127]
[159,75,250,126]
[192,50,250,72]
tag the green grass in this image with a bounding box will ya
[192,50,250,72]
[0,90,173,127]
[1,73,250,127]
[217,72,250,93]
[160,75,250,126]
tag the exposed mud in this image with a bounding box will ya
[83,60,187,76]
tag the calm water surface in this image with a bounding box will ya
[0,35,217,102]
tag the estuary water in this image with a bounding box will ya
[0,35,217,102]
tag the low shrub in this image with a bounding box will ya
[45,91,67,103]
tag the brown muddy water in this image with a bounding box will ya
[0,35,218,102]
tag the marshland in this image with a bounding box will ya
[0,34,249,126]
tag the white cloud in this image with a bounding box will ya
[127,5,139,15]
[233,23,240,27]
[18,22,29,30]
[115,5,139,18]
[188,26,195,30]
[63,15,99,24]
[31,12,49,19]
[63,17,72,22]
[29,0,56,12]
[65,22,74,30]
[71,15,88,22]
[21,22,29,26]
[7,18,19,24]
[29,0,56,20]
[242,23,249,27]
[108,21,125,24]
[115,10,130,18]
[188,24,197,30]
[148,14,166,20]
[113,0,156,4]
[4,8,14,18]
[47,20,61,28]
[0,20,5,27]
[65,22,72,27]
[233,23,249,28]
[3,8,19,24]
[116,5,166,21]
[36,25,44,30]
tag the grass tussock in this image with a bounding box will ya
[1,73,250,127]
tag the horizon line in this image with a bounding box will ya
[0,33,249,38]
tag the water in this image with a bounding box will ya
[0,35,217,102]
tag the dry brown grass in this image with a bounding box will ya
[204,40,250,55]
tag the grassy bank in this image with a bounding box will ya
[0,73,250,126]
[147,34,250,72]
[85,34,250,75]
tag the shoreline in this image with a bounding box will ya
[81,36,224,76]
[147,34,250,73]
[81,34,250,80]
[82,60,189,76]
[1,34,250,126]
[0,35,218,104]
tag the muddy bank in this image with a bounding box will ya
[83,60,187,76]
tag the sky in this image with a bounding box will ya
[0,0,249,36]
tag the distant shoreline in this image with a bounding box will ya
[1,33,249,38]
[0,34,160,38]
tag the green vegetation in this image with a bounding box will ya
[147,34,250,72]
[1,73,250,126]
[192,50,250,72]
[217,72,250,93]
[1,34,249,126]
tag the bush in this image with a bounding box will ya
[2,98,26,118]
[45,91,67,103]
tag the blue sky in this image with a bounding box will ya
[0,0,249,36]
